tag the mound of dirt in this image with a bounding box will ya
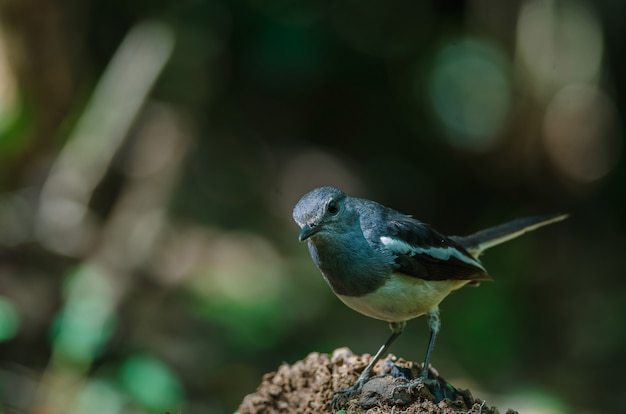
[238,348,517,414]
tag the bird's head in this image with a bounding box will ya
[292,186,350,241]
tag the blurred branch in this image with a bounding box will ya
[30,21,186,413]
[35,21,175,257]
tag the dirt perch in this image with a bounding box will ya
[238,348,518,414]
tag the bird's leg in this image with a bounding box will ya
[394,310,440,392]
[419,309,439,381]
[330,321,405,406]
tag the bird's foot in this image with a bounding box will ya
[392,368,438,396]
[329,376,371,409]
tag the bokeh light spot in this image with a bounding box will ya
[426,38,512,152]
[71,379,125,414]
[0,297,20,342]
[517,0,603,96]
[543,84,620,184]
[51,265,115,363]
[119,354,183,411]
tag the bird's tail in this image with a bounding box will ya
[451,213,568,258]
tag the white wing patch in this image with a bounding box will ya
[379,236,485,271]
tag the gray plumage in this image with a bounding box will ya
[292,186,567,400]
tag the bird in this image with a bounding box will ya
[292,186,567,399]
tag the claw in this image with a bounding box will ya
[329,377,367,409]
[328,375,382,410]
[392,367,438,395]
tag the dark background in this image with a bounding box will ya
[0,1,624,413]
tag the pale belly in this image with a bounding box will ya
[337,274,468,322]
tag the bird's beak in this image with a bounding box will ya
[298,224,320,241]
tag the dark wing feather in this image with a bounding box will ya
[380,217,492,282]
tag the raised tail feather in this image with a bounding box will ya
[450,213,568,258]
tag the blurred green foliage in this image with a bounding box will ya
[0,297,19,342]
[0,0,624,413]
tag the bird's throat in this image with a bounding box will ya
[307,237,389,297]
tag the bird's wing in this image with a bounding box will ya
[378,218,492,282]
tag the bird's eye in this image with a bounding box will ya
[327,200,340,215]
